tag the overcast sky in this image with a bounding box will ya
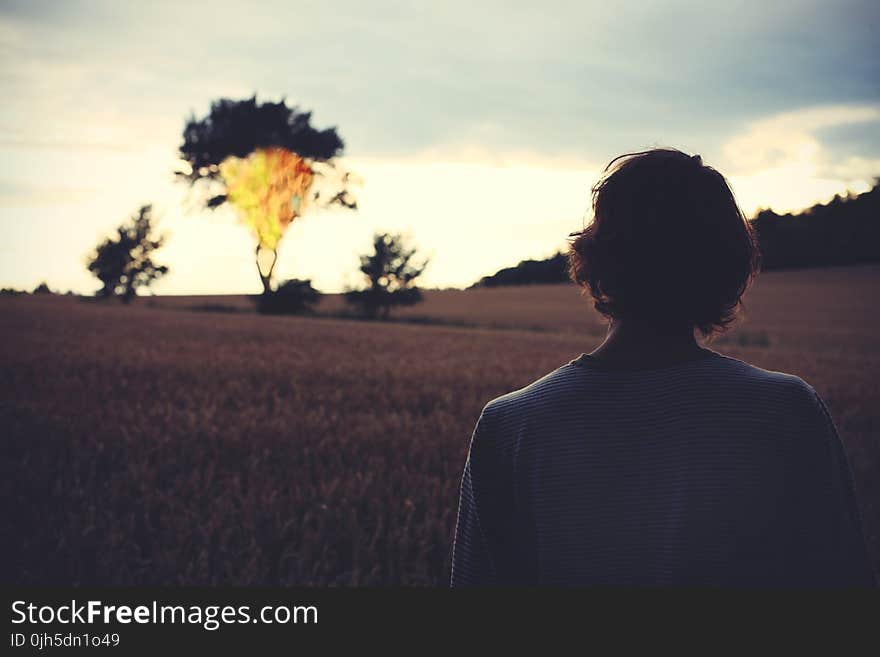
[1,0,878,294]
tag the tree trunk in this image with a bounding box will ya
[256,245,278,295]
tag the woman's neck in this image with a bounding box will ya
[588,319,705,368]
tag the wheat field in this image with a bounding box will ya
[2,264,878,585]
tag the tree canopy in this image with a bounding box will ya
[752,181,880,270]
[177,96,344,189]
[176,96,357,295]
[346,233,428,319]
[87,204,168,302]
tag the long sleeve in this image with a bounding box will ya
[800,389,876,588]
[451,410,501,587]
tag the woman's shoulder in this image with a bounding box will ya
[480,361,586,419]
[704,351,819,395]
[482,350,824,423]
[676,351,832,433]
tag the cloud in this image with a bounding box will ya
[3,1,879,161]
[1,1,879,293]
[722,104,880,173]
[721,104,880,213]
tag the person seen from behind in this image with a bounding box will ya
[451,148,876,587]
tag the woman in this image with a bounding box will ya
[451,148,875,587]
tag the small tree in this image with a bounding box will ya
[176,96,357,295]
[256,278,322,315]
[87,204,168,302]
[345,233,428,320]
[32,282,53,295]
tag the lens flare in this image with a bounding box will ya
[219,147,315,250]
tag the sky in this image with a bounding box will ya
[1,0,878,294]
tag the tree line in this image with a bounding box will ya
[471,181,880,288]
[87,204,426,319]
[751,183,880,270]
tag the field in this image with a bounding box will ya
[2,264,879,585]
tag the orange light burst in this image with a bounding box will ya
[219,147,315,250]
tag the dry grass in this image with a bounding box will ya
[2,263,878,585]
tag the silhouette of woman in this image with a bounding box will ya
[451,148,876,587]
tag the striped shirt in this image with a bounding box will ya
[451,349,875,587]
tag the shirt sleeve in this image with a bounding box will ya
[803,387,877,588]
[450,409,499,587]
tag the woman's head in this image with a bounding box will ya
[568,148,759,336]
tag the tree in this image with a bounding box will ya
[176,96,357,295]
[345,233,428,320]
[256,278,322,315]
[87,204,168,302]
[32,282,53,294]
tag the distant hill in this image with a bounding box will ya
[471,181,880,287]
[469,252,569,288]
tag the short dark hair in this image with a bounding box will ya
[568,148,759,336]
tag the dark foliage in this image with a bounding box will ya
[752,182,880,270]
[176,96,357,297]
[176,96,348,210]
[470,252,569,288]
[345,233,428,320]
[87,204,168,302]
[255,278,322,315]
[32,282,53,295]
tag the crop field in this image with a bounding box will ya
[2,264,878,585]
